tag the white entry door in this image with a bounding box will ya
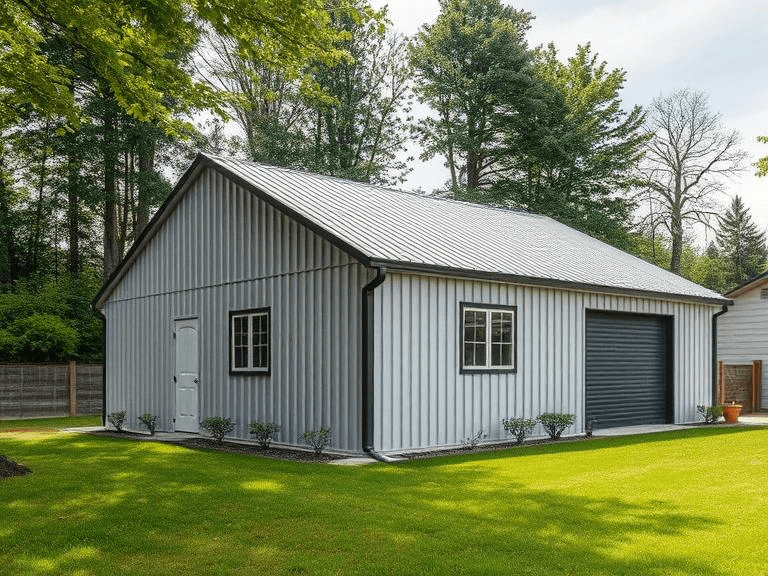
[175,318,199,432]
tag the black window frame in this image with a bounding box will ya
[459,302,517,374]
[229,307,271,375]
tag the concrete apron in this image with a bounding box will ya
[594,413,768,438]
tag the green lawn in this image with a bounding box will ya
[1,422,767,576]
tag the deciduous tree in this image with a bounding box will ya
[640,89,746,274]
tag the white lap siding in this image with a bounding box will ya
[373,272,717,453]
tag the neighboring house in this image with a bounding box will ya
[717,272,768,411]
[94,154,730,455]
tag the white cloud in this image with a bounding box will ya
[526,0,761,73]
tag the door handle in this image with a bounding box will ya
[194,378,199,384]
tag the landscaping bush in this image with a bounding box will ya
[300,427,331,455]
[8,314,78,362]
[697,404,723,424]
[138,413,158,435]
[250,422,280,448]
[537,413,575,440]
[201,417,234,443]
[502,418,536,445]
[108,411,127,432]
[460,430,485,450]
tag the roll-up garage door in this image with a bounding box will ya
[585,311,672,429]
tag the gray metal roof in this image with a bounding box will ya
[94,153,730,308]
[206,155,728,305]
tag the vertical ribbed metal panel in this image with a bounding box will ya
[103,168,365,453]
[374,272,717,452]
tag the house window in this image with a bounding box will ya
[460,303,516,372]
[230,308,270,374]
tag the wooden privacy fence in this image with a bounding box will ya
[717,360,762,413]
[0,362,103,419]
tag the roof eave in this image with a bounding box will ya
[371,259,733,307]
[725,271,768,299]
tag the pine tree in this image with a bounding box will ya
[716,195,768,288]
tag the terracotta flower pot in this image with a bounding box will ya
[722,404,742,423]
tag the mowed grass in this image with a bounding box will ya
[1,422,768,576]
[0,415,101,433]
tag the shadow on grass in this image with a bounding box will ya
[0,430,744,576]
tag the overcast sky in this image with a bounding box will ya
[373,0,768,246]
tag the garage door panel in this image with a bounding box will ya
[586,311,671,429]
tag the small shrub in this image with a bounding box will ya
[201,416,234,443]
[108,411,127,432]
[250,422,280,448]
[300,427,331,455]
[537,413,575,440]
[138,413,158,435]
[460,430,486,450]
[502,418,536,445]
[697,404,723,424]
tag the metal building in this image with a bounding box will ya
[94,154,730,455]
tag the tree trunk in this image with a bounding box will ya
[31,121,51,272]
[466,150,480,190]
[102,103,120,280]
[136,138,155,237]
[669,214,684,275]
[66,151,80,275]
[0,152,15,284]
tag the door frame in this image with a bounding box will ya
[174,316,200,433]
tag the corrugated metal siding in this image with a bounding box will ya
[717,287,768,407]
[374,272,716,452]
[104,168,366,453]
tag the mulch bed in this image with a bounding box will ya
[0,455,31,478]
[398,435,594,460]
[177,438,343,462]
[88,430,343,462]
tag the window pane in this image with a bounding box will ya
[464,343,476,366]
[491,312,513,344]
[501,343,512,366]
[251,313,269,369]
[235,346,247,369]
[474,343,486,366]
[492,343,501,366]
[475,317,486,342]
[233,316,248,368]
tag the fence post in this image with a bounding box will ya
[718,361,724,404]
[68,361,77,416]
[754,360,762,413]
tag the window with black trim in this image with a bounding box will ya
[230,308,270,374]
[460,303,516,372]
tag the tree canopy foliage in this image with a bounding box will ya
[410,0,647,247]
[0,0,352,133]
